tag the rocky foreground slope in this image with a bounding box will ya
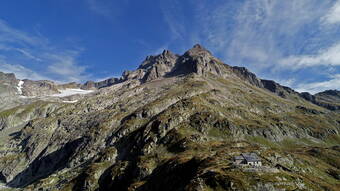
[0,45,339,191]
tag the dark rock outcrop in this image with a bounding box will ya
[261,80,298,98]
[300,92,316,102]
[121,49,179,83]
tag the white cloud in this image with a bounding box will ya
[279,43,340,69]
[275,78,297,88]
[15,48,43,62]
[0,59,50,80]
[295,74,340,93]
[0,44,43,62]
[0,19,45,45]
[322,1,340,24]
[45,51,89,82]
[226,0,330,67]
[0,18,89,82]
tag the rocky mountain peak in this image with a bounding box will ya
[184,44,212,57]
[161,49,175,57]
[138,50,178,70]
[118,45,220,83]
[122,44,266,86]
[115,49,178,83]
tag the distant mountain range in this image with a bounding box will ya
[0,45,339,191]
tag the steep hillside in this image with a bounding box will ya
[0,45,339,191]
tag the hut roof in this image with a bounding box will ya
[241,153,260,162]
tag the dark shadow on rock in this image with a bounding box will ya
[8,131,21,137]
[0,171,7,183]
[8,137,87,188]
[165,57,197,78]
[97,160,137,191]
[136,158,200,191]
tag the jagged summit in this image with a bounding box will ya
[193,43,204,49]
[184,44,212,57]
[138,49,178,70]
[138,44,212,72]
[120,44,218,83]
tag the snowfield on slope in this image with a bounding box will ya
[62,100,78,103]
[50,89,94,97]
[17,80,24,95]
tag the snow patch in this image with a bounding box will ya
[50,89,94,97]
[62,100,78,103]
[17,80,24,95]
[19,95,36,99]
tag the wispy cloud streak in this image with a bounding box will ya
[0,18,89,82]
[295,74,340,93]
[322,0,340,24]
[279,43,340,69]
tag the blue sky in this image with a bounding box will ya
[0,0,339,93]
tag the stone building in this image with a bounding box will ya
[233,153,262,166]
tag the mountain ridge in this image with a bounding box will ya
[1,44,338,111]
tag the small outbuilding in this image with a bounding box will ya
[233,153,262,167]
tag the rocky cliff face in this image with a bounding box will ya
[0,45,339,191]
[138,49,179,81]
[0,72,18,97]
[0,72,24,111]
[21,80,60,97]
